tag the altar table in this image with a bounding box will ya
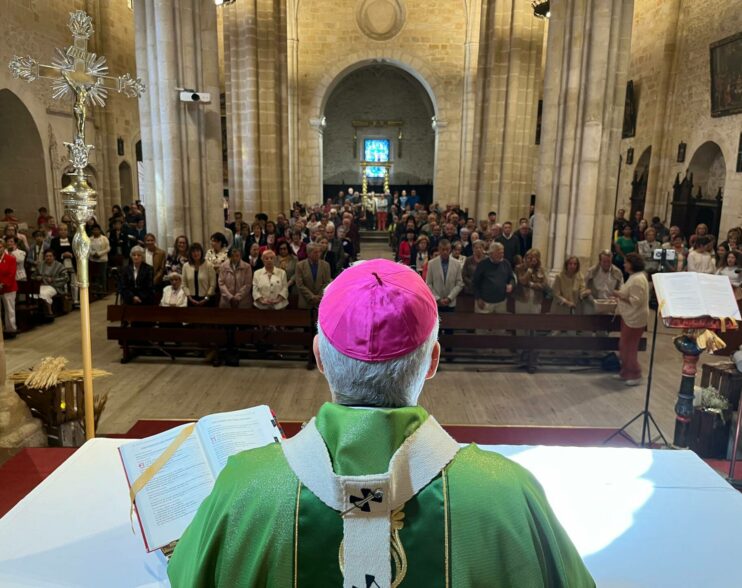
[0,439,739,587]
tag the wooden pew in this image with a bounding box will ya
[438,312,646,365]
[107,305,316,368]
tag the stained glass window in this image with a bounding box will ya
[365,166,386,178]
[364,139,390,163]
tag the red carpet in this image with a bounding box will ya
[0,448,76,518]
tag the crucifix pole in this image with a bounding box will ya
[9,10,144,440]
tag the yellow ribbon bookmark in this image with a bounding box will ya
[129,423,197,531]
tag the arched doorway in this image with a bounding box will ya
[0,89,47,225]
[119,161,133,202]
[670,141,726,237]
[321,63,436,205]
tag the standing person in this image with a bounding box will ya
[414,235,430,275]
[289,229,307,261]
[218,248,253,308]
[206,232,229,271]
[516,221,533,258]
[637,227,661,275]
[318,237,337,278]
[425,239,464,314]
[717,250,742,289]
[584,250,624,313]
[27,230,47,273]
[143,233,167,287]
[108,218,129,269]
[514,249,547,373]
[613,224,636,275]
[472,242,515,315]
[252,249,289,310]
[496,221,519,264]
[50,224,78,307]
[398,229,416,266]
[324,223,345,273]
[89,225,110,295]
[166,235,190,277]
[375,192,388,232]
[686,237,716,274]
[295,243,332,309]
[182,243,217,307]
[462,239,487,296]
[118,246,155,306]
[4,237,26,284]
[611,253,649,386]
[552,256,588,314]
[0,238,18,333]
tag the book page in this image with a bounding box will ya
[697,274,742,320]
[196,405,282,475]
[652,273,704,318]
[120,424,215,551]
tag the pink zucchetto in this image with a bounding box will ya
[318,259,438,362]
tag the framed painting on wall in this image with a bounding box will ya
[710,32,742,117]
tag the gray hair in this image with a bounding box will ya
[326,221,335,231]
[488,242,504,253]
[306,242,320,254]
[317,323,439,408]
[130,245,145,258]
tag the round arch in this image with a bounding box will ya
[312,52,443,120]
[0,89,48,225]
[688,141,726,199]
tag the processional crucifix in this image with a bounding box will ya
[9,10,144,440]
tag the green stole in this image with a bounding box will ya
[295,403,449,587]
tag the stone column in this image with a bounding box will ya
[534,0,634,271]
[468,0,544,222]
[133,0,223,247]
[222,0,290,219]
[0,332,46,449]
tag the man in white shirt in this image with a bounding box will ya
[584,250,624,314]
[426,239,464,313]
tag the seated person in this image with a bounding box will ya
[169,259,594,587]
[34,250,66,316]
[160,272,188,308]
[118,246,155,305]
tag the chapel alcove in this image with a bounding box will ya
[0,89,48,225]
[670,141,726,238]
[321,63,436,203]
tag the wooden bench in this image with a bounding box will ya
[438,312,646,366]
[14,280,43,332]
[107,305,316,368]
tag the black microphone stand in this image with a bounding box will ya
[605,248,670,448]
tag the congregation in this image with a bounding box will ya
[1,191,740,383]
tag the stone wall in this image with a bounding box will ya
[322,64,435,187]
[295,0,468,204]
[0,0,140,227]
[619,0,742,235]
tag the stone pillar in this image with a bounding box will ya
[534,0,634,271]
[0,333,46,449]
[133,0,223,247]
[468,0,544,222]
[222,0,290,219]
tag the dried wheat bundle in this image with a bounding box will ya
[10,356,112,388]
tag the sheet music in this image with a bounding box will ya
[697,274,742,320]
[197,405,280,475]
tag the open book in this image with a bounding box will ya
[119,405,282,551]
[653,272,741,323]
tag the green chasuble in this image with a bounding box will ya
[168,403,595,587]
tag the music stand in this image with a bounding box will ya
[604,249,670,448]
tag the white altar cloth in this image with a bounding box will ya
[1,438,740,587]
